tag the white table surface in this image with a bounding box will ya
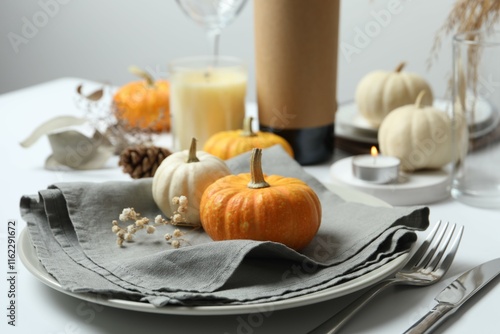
[1,78,499,334]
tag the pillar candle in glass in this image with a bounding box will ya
[169,56,247,151]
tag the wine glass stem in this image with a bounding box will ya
[208,29,221,60]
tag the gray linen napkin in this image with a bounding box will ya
[21,145,429,306]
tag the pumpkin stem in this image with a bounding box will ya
[415,90,426,108]
[187,138,200,163]
[394,62,406,73]
[128,66,155,87]
[248,148,270,189]
[241,117,257,137]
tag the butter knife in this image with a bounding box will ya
[404,257,500,334]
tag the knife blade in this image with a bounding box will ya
[404,258,500,334]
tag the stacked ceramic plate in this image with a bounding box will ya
[335,98,498,150]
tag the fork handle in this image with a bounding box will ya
[308,279,395,334]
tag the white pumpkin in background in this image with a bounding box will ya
[378,91,456,172]
[152,138,231,226]
[355,62,434,127]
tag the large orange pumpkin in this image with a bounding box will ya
[113,67,170,132]
[203,117,294,159]
[200,148,321,250]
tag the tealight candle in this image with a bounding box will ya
[352,146,400,184]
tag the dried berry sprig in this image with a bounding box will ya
[170,195,189,226]
[111,196,194,248]
[164,228,191,249]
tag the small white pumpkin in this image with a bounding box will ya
[378,91,455,172]
[356,62,434,127]
[152,138,231,226]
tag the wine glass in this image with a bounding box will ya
[176,0,248,58]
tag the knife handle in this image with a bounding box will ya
[404,303,454,334]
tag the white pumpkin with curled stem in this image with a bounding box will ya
[378,91,458,172]
[152,138,231,227]
[355,62,434,127]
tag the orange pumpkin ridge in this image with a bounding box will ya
[200,148,321,251]
[113,68,170,132]
[203,117,294,160]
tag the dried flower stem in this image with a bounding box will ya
[428,0,500,69]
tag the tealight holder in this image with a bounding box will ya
[351,147,400,184]
[330,146,452,206]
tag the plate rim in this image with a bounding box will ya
[18,183,409,316]
[335,98,497,142]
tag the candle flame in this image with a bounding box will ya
[370,146,379,158]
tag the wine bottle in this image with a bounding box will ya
[253,0,340,165]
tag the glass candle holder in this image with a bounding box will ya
[169,56,247,151]
[451,30,500,208]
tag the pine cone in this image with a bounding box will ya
[119,145,172,179]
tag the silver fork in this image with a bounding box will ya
[308,221,464,334]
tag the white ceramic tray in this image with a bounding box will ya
[330,157,451,206]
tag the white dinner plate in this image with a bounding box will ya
[19,183,408,316]
[335,123,378,144]
[336,102,379,137]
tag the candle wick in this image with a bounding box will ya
[204,66,214,82]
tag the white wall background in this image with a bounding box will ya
[0,0,456,102]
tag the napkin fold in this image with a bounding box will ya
[21,145,429,306]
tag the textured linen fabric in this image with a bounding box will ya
[21,145,429,306]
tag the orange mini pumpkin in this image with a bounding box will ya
[203,117,294,159]
[200,148,321,251]
[113,67,170,132]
